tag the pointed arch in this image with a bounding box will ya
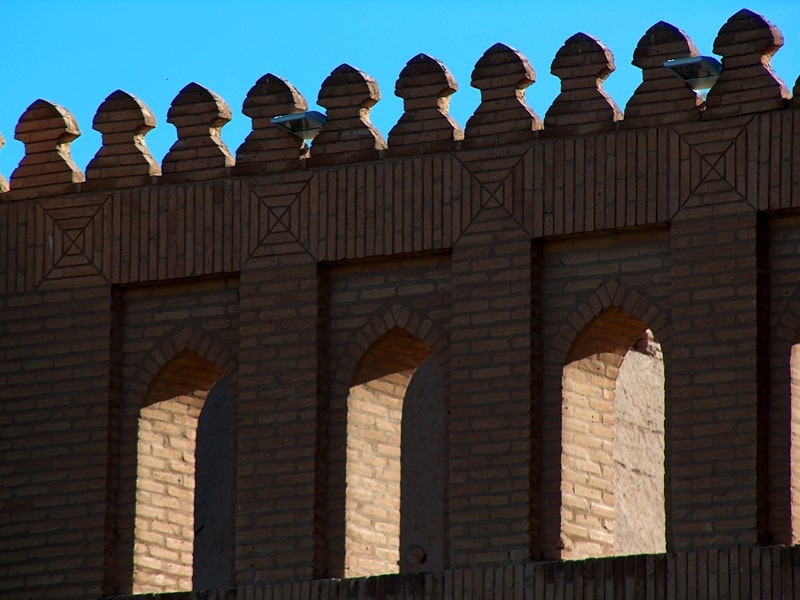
[333,302,448,394]
[550,280,671,368]
[128,324,237,406]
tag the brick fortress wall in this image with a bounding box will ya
[2,7,800,599]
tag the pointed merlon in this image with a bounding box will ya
[162,82,235,181]
[235,73,310,175]
[10,99,84,198]
[388,53,463,155]
[704,9,789,118]
[464,42,541,147]
[85,90,160,188]
[0,132,7,193]
[624,22,702,126]
[310,64,387,165]
[544,33,622,136]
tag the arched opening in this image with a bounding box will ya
[344,327,445,577]
[561,307,665,558]
[132,350,233,593]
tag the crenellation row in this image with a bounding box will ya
[1,8,798,199]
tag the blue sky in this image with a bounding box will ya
[1,1,798,179]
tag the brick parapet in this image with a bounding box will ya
[0,9,798,196]
[3,107,798,298]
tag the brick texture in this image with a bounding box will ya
[2,7,800,599]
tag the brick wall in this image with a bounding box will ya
[2,7,800,599]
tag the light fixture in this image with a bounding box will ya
[270,110,327,142]
[662,56,722,90]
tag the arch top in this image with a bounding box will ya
[351,326,432,387]
[144,348,223,406]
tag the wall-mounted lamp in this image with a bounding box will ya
[270,110,327,142]
[662,56,722,91]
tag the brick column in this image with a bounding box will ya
[668,206,766,549]
[236,253,322,582]
[448,207,535,565]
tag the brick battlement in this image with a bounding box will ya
[0,9,797,200]
[2,7,800,600]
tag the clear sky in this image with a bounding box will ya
[1,1,798,180]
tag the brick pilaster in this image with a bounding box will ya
[448,206,534,565]
[236,254,322,582]
[668,206,767,549]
